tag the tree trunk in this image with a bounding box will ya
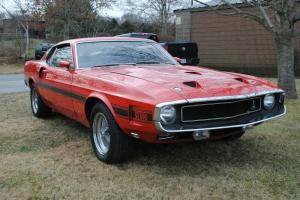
[274,35,298,99]
[24,27,29,60]
[64,19,70,40]
[64,0,70,40]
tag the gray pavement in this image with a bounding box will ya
[0,74,28,94]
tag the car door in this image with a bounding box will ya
[41,44,75,118]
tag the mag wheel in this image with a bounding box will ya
[92,113,111,156]
[90,103,133,164]
[30,84,52,118]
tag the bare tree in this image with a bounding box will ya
[194,0,300,99]
[0,0,32,59]
[39,0,115,40]
[127,0,181,35]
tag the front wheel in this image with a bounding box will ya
[90,103,133,164]
[30,84,52,118]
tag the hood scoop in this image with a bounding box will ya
[234,77,250,84]
[183,81,201,88]
[185,71,202,75]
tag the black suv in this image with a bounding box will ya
[116,33,159,43]
[35,43,53,60]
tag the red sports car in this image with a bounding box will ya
[24,37,286,163]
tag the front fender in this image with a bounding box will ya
[85,92,117,120]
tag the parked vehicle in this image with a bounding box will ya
[161,42,199,65]
[116,32,159,42]
[116,32,199,65]
[35,43,53,60]
[24,37,286,164]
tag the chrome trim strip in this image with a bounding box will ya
[186,89,284,103]
[156,100,188,108]
[74,42,79,70]
[181,97,262,123]
[155,106,286,133]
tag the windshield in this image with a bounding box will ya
[76,41,176,68]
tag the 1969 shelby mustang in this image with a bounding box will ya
[24,37,286,163]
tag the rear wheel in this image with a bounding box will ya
[30,84,52,118]
[90,103,133,164]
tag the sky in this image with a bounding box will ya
[0,0,196,18]
[0,0,126,18]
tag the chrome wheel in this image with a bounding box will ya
[31,88,38,114]
[92,112,111,155]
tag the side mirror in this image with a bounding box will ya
[58,60,70,69]
[174,57,182,63]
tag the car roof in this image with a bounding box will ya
[57,37,154,45]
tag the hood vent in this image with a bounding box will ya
[185,71,202,75]
[234,77,249,84]
[183,81,201,88]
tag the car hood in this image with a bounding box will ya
[80,64,279,101]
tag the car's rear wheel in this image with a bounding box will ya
[30,84,52,118]
[90,103,132,164]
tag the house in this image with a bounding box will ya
[0,18,46,39]
[174,2,300,76]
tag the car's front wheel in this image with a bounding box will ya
[30,84,52,118]
[90,103,132,164]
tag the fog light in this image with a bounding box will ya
[193,130,210,141]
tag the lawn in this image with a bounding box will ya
[0,62,24,74]
[0,80,299,199]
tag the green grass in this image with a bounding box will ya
[0,79,299,199]
[0,62,24,74]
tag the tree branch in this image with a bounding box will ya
[193,0,239,15]
[194,0,275,33]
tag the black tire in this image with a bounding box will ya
[90,103,133,164]
[30,84,52,118]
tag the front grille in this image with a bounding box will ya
[181,97,261,122]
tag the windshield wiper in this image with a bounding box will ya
[136,61,176,65]
[91,63,136,68]
[136,61,161,64]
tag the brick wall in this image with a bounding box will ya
[176,6,300,76]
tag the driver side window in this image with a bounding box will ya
[48,46,74,69]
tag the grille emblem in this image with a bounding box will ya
[181,47,186,51]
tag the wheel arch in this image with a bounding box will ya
[84,93,117,123]
[28,78,34,87]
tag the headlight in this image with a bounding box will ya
[263,94,275,110]
[160,105,176,125]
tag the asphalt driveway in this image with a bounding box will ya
[0,74,28,94]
